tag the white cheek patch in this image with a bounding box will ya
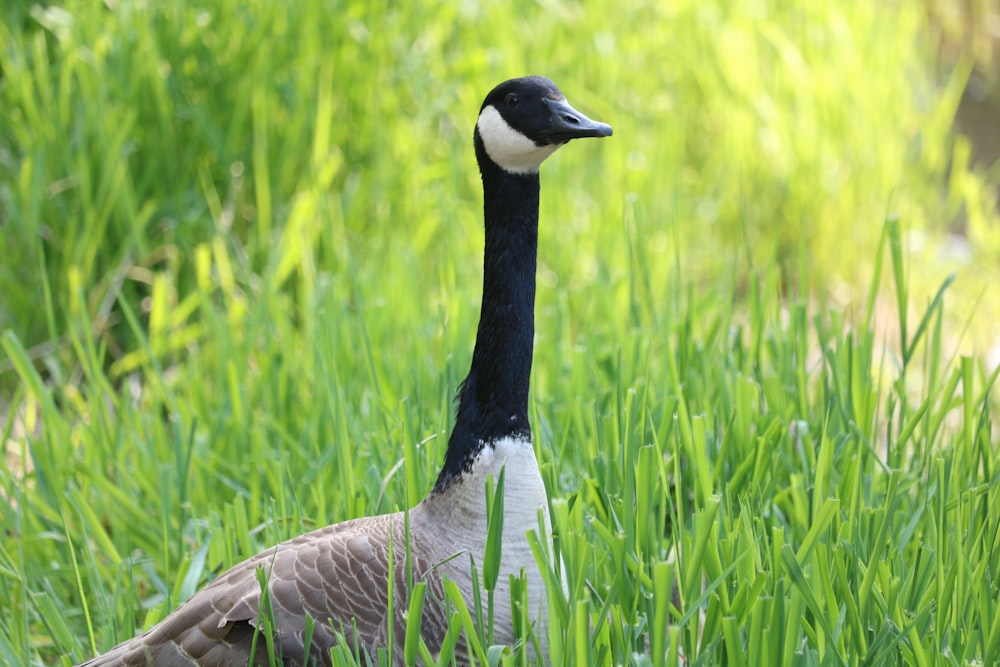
[477,106,560,174]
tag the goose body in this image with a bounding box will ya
[79,76,611,666]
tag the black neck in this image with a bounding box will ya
[434,136,540,490]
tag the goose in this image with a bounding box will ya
[79,75,612,666]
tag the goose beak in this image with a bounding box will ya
[540,97,613,142]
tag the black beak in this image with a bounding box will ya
[540,97,613,142]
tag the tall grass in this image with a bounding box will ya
[1,0,998,665]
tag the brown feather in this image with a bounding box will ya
[78,512,453,666]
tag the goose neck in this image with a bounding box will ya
[435,165,541,490]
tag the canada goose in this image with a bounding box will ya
[79,75,612,666]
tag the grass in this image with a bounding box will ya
[1,0,999,665]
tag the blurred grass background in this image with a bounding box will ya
[1,0,999,664]
[1,0,998,376]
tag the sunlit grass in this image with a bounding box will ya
[1,0,999,665]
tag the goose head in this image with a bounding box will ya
[474,75,613,175]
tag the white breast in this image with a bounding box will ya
[410,435,555,653]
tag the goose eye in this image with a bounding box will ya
[505,93,519,108]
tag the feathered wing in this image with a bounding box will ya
[79,512,452,667]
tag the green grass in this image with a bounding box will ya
[2,0,999,665]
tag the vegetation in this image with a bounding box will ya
[1,0,997,665]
